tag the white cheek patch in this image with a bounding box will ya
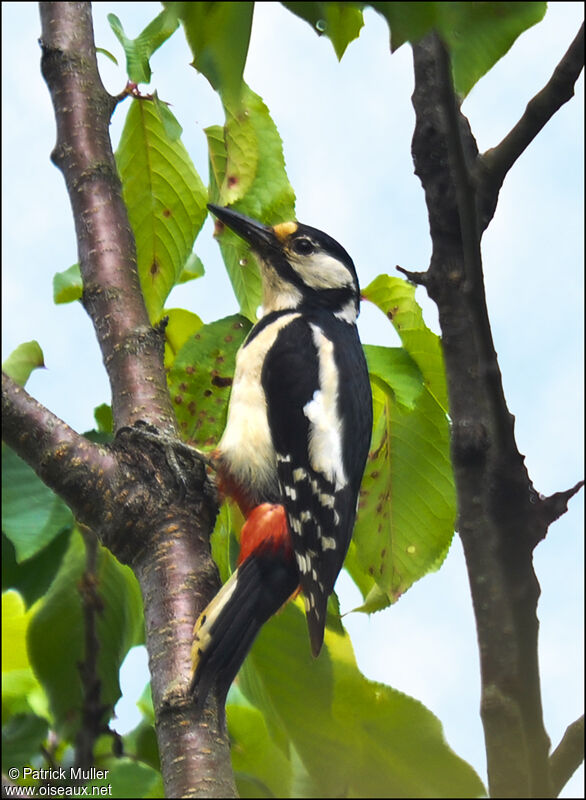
[290,251,355,291]
[303,326,348,490]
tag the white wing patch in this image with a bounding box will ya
[334,298,358,324]
[303,325,347,490]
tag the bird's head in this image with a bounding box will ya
[208,204,360,322]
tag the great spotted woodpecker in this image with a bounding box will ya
[191,204,372,709]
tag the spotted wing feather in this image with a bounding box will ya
[262,315,370,656]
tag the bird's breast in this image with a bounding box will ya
[217,312,301,501]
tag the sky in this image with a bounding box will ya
[2,2,584,796]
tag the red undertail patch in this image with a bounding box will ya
[238,503,293,564]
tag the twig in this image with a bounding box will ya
[539,480,584,533]
[74,527,108,773]
[477,23,584,231]
[395,265,428,286]
[549,715,585,797]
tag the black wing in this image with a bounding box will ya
[262,314,371,656]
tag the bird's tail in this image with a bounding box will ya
[191,504,299,710]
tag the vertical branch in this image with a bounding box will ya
[410,33,560,797]
[35,4,235,795]
[38,1,176,434]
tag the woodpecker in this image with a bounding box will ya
[191,204,372,710]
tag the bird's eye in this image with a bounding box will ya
[292,237,314,256]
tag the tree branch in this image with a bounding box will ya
[3,366,233,794]
[395,265,428,287]
[549,715,585,797]
[410,31,577,797]
[38,1,177,434]
[538,480,584,533]
[2,371,117,525]
[432,35,515,455]
[1,5,239,795]
[75,527,109,774]
[477,23,585,231]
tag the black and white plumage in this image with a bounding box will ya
[191,204,372,708]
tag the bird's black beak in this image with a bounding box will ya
[208,204,275,253]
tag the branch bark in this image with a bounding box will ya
[3,369,232,796]
[476,23,585,231]
[75,528,108,774]
[1,4,237,796]
[410,30,583,798]
[549,715,585,796]
[38,1,176,434]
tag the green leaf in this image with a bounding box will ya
[2,529,71,608]
[347,276,455,608]
[161,307,204,369]
[221,99,259,205]
[167,315,251,447]
[347,580,393,615]
[95,757,163,799]
[2,341,45,387]
[206,124,228,196]
[177,252,205,284]
[350,380,455,605]
[368,2,546,95]
[283,2,546,94]
[368,2,438,51]
[95,47,119,65]
[116,98,208,321]
[152,90,183,141]
[2,448,73,562]
[136,682,154,723]
[436,2,547,97]
[282,2,365,59]
[94,403,114,434]
[363,275,448,411]
[27,530,144,738]
[205,124,261,321]
[3,591,34,674]
[240,595,485,797]
[324,2,365,58]
[1,591,42,711]
[123,719,160,772]
[108,7,180,84]
[2,713,48,772]
[228,703,293,798]
[363,344,423,410]
[169,1,254,107]
[209,501,243,584]
[53,263,82,304]
[207,85,296,321]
